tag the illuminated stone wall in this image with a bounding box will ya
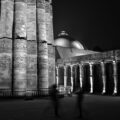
[0,0,14,38]
[0,39,12,89]
[27,41,37,92]
[0,0,13,91]
[26,0,37,92]
[14,0,27,95]
[48,44,55,87]
[45,1,55,87]
[37,0,49,92]
[0,0,55,96]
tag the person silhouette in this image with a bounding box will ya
[50,84,60,117]
[76,87,84,119]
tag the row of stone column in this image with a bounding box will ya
[56,60,118,95]
[0,0,54,96]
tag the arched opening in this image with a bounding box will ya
[83,64,90,93]
[58,66,64,86]
[72,65,76,92]
[93,63,103,94]
[117,61,120,94]
[76,65,80,90]
[105,62,114,95]
[72,65,80,92]
[66,66,71,86]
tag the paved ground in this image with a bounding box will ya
[0,94,120,120]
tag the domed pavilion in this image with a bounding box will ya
[55,31,97,59]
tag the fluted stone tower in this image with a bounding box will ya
[0,0,55,96]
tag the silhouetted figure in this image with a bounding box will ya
[50,84,60,117]
[76,88,84,119]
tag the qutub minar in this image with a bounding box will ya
[0,0,120,97]
[0,0,55,96]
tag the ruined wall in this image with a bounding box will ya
[0,0,13,90]
[45,1,55,87]
[37,0,49,92]
[0,0,55,95]
[26,0,37,92]
[14,0,27,95]
[0,0,14,38]
[48,44,55,87]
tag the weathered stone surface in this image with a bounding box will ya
[27,41,37,55]
[0,38,12,90]
[27,74,37,90]
[37,0,45,9]
[115,50,120,60]
[37,0,46,42]
[14,71,26,90]
[45,2,54,44]
[50,4,54,44]
[38,42,48,58]
[15,0,27,38]
[0,0,14,38]
[14,39,27,52]
[0,0,55,94]
[14,39,27,93]
[45,2,50,43]
[0,54,12,89]
[0,38,12,53]
[27,0,36,40]
[15,0,27,2]
[27,35,37,90]
[38,42,48,89]
[48,45,55,86]
[27,55,37,74]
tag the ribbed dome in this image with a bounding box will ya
[55,31,84,49]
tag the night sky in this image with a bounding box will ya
[52,0,119,51]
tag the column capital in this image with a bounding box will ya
[100,61,105,66]
[55,66,59,69]
[70,64,73,67]
[89,63,93,73]
[112,60,117,64]
[64,66,67,75]
[79,63,83,66]
[64,65,67,69]
[89,62,94,66]
[100,61,105,64]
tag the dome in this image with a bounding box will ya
[55,31,84,49]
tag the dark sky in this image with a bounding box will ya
[52,0,119,51]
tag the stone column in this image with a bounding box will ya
[56,66,59,87]
[101,62,106,94]
[79,64,83,89]
[27,0,36,41]
[89,63,93,93]
[45,1,55,88]
[14,0,27,96]
[37,0,49,94]
[0,0,13,94]
[64,66,67,91]
[70,65,73,92]
[113,61,118,95]
[26,0,37,95]
[0,0,14,38]
[45,0,53,44]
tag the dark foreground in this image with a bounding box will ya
[0,94,120,120]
